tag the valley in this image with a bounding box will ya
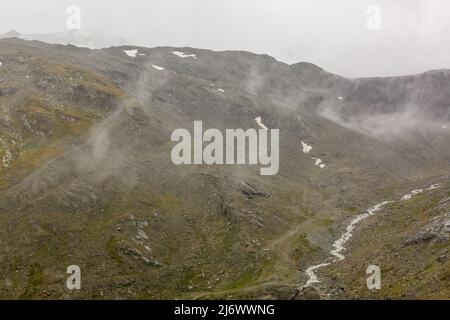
[0,37,448,299]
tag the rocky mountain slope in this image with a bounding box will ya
[0,37,448,299]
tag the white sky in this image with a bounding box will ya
[1,0,449,77]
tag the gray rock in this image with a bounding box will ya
[405,213,449,244]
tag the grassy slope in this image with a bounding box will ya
[323,182,449,299]
[0,39,448,300]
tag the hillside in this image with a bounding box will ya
[0,37,448,299]
[323,182,449,299]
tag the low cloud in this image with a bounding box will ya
[320,103,449,141]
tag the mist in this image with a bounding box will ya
[1,0,450,77]
[319,102,450,141]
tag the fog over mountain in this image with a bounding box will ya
[1,0,450,77]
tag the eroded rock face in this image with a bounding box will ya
[19,112,55,136]
[239,180,271,199]
[406,212,450,244]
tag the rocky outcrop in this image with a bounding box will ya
[239,180,271,199]
[119,243,162,267]
[406,212,450,244]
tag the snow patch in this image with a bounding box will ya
[152,64,165,71]
[217,88,225,93]
[338,96,344,100]
[301,141,312,154]
[255,116,268,130]
[123,49,138,57]
[172,51,197,59]
[313,157,326,169]
[301,141,327,168]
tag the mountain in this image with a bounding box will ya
[0,37,448,299]
[0,29,114,49]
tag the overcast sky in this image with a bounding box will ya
[1,0,449,77]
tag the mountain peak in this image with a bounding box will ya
[1,29,21,38]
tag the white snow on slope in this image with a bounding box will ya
[123,49,138,57]
[301,141,312,154]
[314,158,326,169]
[255,116,268,130]
[313,157,326,169]
[301,141,327,168]
[152,65,165,71]
[338,96,343,100]
[218,88,225,93]
[0,62,2,66]
[172,51,197,59]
